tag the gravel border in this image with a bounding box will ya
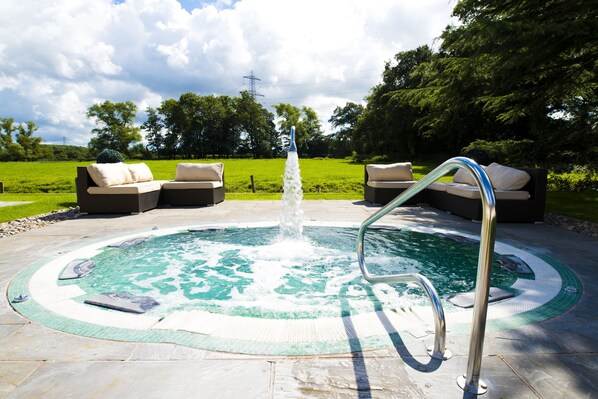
[1,208,597,239]
[0,208,81,238]
[544,213,598,237]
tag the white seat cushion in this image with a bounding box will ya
[162,181,223,190]
[366,180,416,189]
[486,163,531,190]
[87,163,134,187]
[447,185,529,200]
[367,162,413,182]
[87,181,163,195]
[175,163,223,182]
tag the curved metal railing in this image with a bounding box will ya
[357,157,497,394]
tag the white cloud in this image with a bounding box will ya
[0,0,454,145]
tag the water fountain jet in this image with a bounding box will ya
[279,126,303,239]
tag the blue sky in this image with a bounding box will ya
[0,0,454,145]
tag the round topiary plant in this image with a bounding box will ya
[96,149,124,163]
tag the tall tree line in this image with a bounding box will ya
[141,91,282,159]
[330,0,597,165]
[88,91,328,159]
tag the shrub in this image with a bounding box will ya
[361,155,391,164]
[461,139,537,166]
[96,149,124,163]
[547,171,598,192]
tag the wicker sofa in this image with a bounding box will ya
[364,162,547,223]
[76,162,225,214]
[364,162,425,205]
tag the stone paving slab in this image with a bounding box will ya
[128,342,206,361]
[400,355,540,399]
[0,323,137,362]
[273,358,428,398]
[5,360,271,399]
[0,361,41,399]
[501,354,598,398]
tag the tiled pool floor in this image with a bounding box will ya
[1,201,596,398]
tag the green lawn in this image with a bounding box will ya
[0,193,77,223]
[0,159,444,194]
[546,191,598,224]
[1,159,596,224]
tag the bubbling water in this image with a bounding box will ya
[77,226,519,319]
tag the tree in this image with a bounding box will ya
[236,91,277,158]
[273,103,325,157]
[87,100,142,156]
[0,117,23,160]
[158,99,183,159]
[401,0,598,161]
[16,121,42,160]
[0,117,44,161]
[329,102,364,157]
[216,95,242,158]
[142,107,165,158]
[355,46,439,158]
[445,0,598,124]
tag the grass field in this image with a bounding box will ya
[1,159,596,224]
[0,159,445,194]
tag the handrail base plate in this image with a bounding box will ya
[457,374,488,395]
[427,345,452,360]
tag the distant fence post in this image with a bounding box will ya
[250,175,256,193]
[0,181,3,193]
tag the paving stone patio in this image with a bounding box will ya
[1,201,596,398]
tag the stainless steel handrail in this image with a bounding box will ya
[357,156,497,394]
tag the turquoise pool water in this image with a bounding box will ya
[62,226,519,319]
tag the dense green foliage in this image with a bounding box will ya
[39,145,92,161]
[461,140,536,166]
[142,91,333,159]
[2,117,93,161]
[1,117,43,161]
[548,169,598,192]
[342,0,597,167]
[87,100,142,157]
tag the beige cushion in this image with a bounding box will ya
[447,185,529,200]
[486,163,530,190]
[87,163,133,187]
[366,180,416,189]
[87,181,163,194]
[128,163,153,182]
[162,181,223,190]
[175,163,224,182]
[367,162,412,182]
[451,168,474,185]
[452,165,489,186]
